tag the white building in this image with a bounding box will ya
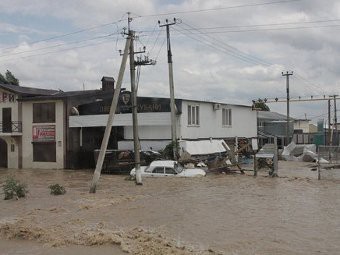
[294,119,317,133]
[0,83,58,169]
[70,96,257,153]
[1,79,257,170]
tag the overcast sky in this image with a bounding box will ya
[1,0,339,123]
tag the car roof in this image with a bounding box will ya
[149,160,176,168]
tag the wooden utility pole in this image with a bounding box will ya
[282,71,293,146]
[89,36,131,193]
[159,18,178,159]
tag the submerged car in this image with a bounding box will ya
[130,160,206,177]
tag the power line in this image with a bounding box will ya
[178,18,340,31]
[0,33,119,58]
[134,0,302,18]
[174,23,340,34]
[1,19,125,52]
[176,22,272,66]
[3,37,120,61]
[176,20,334,102]
[154,37,167,61]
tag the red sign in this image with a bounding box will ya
[0,91,15,103]
[32,125,55,142]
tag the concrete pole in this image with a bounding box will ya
[282,71,293,146]
[334,96,338,146]
[159,20,178,160]
[166,25,178,160]
[89,37,131,193]
[328,99,331,146]
[129,31,142,185]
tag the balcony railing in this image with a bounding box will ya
[0,121,22,133]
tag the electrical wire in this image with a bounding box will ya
[3,37,121,61]
[133,0,302,18]
[176,22,271,66]
[176,20,335,102]
[1,19,125,52]
[154,36,167,62]
[0,33,119,58]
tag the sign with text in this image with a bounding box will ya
[0,91,16,103]
[32,125,55,142]
[78,92,182,115]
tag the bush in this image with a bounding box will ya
[49,184,66,195]
[3,177,28,200]
[162,141,179,159]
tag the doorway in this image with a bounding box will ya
[0,138,7,168]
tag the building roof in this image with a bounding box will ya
[18,89,112,101]
[257,111,295,121]
[181,98,252,108]
[5,80,251,109]
[0,83,58,96]
[101,76,115,82]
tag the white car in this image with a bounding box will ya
[130,160,206,177]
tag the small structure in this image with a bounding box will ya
[179,139,244,173]
[257,111,294,148]
[254,137,278,177]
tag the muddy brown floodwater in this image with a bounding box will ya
[0,161,339,255]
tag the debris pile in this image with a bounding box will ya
[282,142,318,162]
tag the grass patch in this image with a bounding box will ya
[49,184,66,195]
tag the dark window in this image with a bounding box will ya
[33,142,56,162]
[188,105,200,126]
[33,103,55,123]
[165,167,176,174]
[222,108,232,126]
[152,167,164,174]
[2,108,12,132]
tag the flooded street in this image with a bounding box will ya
[0,161,339,254]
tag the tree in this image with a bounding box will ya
[5,70,19,85]
[253,99,270,111]
[0,73,8,84]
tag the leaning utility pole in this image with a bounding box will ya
[282,71,293,146]
[159,18,178,160]
[89,36,131,193]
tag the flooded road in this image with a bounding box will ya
[0,161,339,254]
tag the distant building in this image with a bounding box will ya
[257,111,294,148]
[292,119,318,144]
[294,119,317,133]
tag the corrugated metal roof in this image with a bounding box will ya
[19,89,111,101]
[0,83,58,96]
[257,111,294,121]
[179,139,230,156]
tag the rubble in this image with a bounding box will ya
[282,142,319,162]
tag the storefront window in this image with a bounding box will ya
[33,142,56,162]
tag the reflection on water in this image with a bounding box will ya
[0,162,339,255]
